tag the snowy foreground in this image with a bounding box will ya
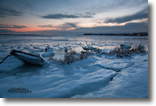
[0,35,148,98]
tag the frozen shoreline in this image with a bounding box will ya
[0,35,148,98]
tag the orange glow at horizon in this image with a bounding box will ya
[0,26,77,32]
[0,27,58,32]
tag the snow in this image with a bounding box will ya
[94,60,134,72]
[73,58,148,98]
[0,35,148,98]
[0,55,25,72]
[42,49,55,58]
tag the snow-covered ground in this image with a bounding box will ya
[0,35,148,98]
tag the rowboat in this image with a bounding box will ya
[10,50,45,66]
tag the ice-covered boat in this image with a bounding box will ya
[10,50,45,66]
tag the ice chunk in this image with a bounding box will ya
[42,52,55,58]
[23,46,31,50]
[0,55,25,72]
[42,48,55,58]
[100,49,111,54]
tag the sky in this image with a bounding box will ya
[0,0,148,35]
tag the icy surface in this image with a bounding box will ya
[0,55,25,72]
[73,55,148,98]
[0,35,148,98]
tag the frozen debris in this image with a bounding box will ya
[52,47,101,64]
[120,44,131,50]
[0,55,25,72]
[82,47,90,51]
[137,44,145,51]
[81,51,86,54]
[10,50,45,66]
[64,51,79,64]
[109,44,146,58]
[64,46,72,53]
[80,51,87,59]
[138,45,145,49]
[64,47,68,53]
[62,50,96,64]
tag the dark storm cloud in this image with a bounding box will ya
[0,7,22,17]
[105,7,148,23]
[41,13,93,19]
[61,23,77,28]
[38,23,77,29]
[0,24,27,28]
[0,0,147,18]
[34,22,148,35]
[69,22,148,33]
[73,22,148,33]
[37,25,53,28]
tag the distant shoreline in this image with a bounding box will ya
[0,32,148,36]
[84,32,148,36]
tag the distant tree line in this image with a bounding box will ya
[84,32,148,36]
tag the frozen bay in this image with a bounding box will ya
[0,35,148,98]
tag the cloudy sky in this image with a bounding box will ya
[0,0,148,34]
